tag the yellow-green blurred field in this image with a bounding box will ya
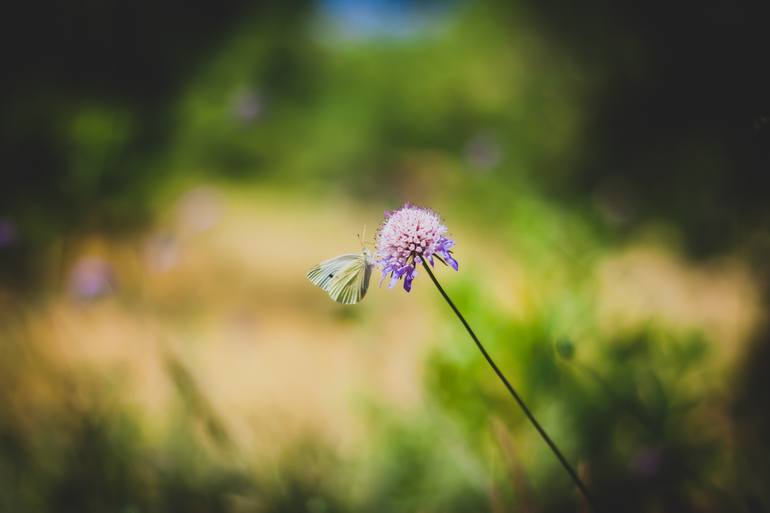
[3,182,766,511]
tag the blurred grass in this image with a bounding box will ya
[0,184,763,512]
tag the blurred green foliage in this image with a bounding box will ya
[420,270,733,512]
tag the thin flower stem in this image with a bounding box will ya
[421,261,599,511]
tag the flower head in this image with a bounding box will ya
[376,203,458,292]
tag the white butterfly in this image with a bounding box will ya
[307,247,374,305]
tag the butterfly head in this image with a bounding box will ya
[357,226,374,261]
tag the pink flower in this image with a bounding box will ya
[376,203,458,292]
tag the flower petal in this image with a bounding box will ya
[402,266,416,292]
[445,254,459,271]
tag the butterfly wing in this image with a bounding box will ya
[307,254,360,292]
[307,252,373,304]
[327,254,373,304]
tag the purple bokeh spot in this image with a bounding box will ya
[69,257,115,300]
[629,447,663,478]
[0,219,17,248]
[464,131,503,171]
[232,90,264,124]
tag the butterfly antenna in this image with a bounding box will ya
[356,225,368,249]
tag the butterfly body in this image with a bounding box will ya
[307,249,374,304]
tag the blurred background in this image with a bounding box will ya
[1,0,769,511]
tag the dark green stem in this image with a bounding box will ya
[421,261,599,511]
